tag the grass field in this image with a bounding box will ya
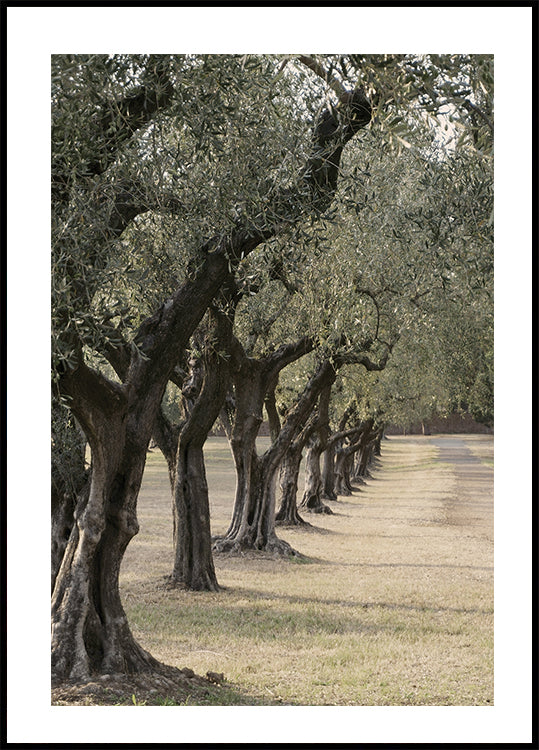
[119,434,494,706]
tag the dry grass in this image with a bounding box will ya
[120,434,494,706]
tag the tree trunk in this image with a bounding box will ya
[214,442,299,555]
[172,441,219,590]
[214,357,266,549]
[320,399,356,501]
[264,375,282,444]
[334,447,351,496]
[321,442,337,501]
[217,359,346,549]
[275,440,307,526]
[168,308,233,590]
[330,421,365,495]
[299,438,333,514]
[352,419,377,482]
[51,379,162,681]
[298,384,333,513]
[51,484,82,594]
[374,424,385,456]
[152,406,181,493]
[214,336,315,555]
[214,408,301,555]
[361,443,375,477]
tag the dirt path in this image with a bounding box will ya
[429,436,493,540]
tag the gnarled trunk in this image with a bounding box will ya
[215,366,265,549]
[51,384,162,682]
[299,437,333,514]
[275,404,319,526]
[172,442,219,590]
[276,440,307,526]
[51,249,229,680]
[214,336,315,555]
[373,423,385,456]
[334,431,365,495]
[168,308,233,590]
[215,440,298,555]
[334,447,354,496]
[321,442,337,501]
[351,419,376,482]
[298,384,334,514]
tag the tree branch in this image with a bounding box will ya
[327,424,364,450]
[265,336,316,380]
[89,70,371,409]
[87,56,175,177]
[298,55,349,100]
[59,358,127,445]
[460,98,494,133]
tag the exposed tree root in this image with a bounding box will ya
[51,665,230,706]
[212,535,302,559]
[305,504,333,514]
[275,516,313,528]
[161,574,221,593]
[301,500,334,514]
[275,508,310,527]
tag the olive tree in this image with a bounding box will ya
[51,53,372,681]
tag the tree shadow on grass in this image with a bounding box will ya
[147,586,493,655]
[229,586,494,617]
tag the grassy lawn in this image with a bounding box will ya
[119,434,494,706]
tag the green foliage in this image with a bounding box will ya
[347,54,493,157]
[52,52,494,445]
[51,54,314,380]
[468,370,494,426]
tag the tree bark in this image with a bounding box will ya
[172,442,219,590]
[334,447,352,496]
[321,442,337,501]
[275,413,318,526]
[334,429,366,496]
[52,365,161,681]
[373,423,385,456]
[300,436,333,514]
[351,419,377,482]
[298,384,334,513]
[275,443,306,525]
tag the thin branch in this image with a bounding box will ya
[460,99,494,133]
[327,424,364,449]
[298,55,348,100]
[355,286,381,341]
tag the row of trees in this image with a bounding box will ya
[51,54,493,683]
